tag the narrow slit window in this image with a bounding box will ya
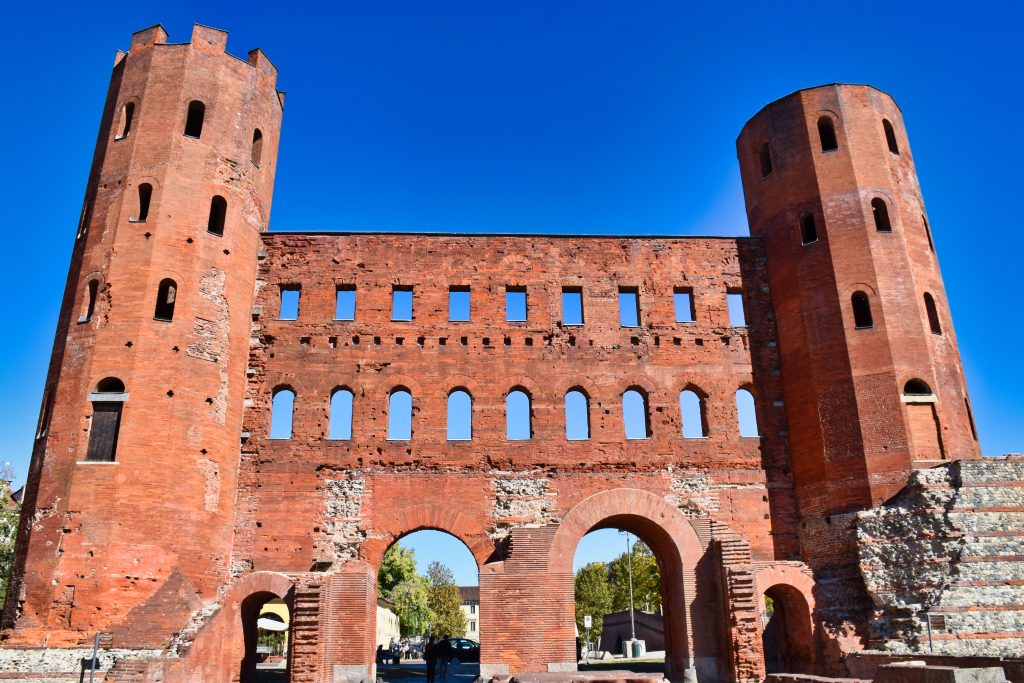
[680,389,707,438]
[736,388,759,437]
[447,389,472,441]
[329,388,353,441]
[280,286,300,320]
[965,397,978,441]
[79,279,99,323]
[799,212,818,245]
[449,286,471,322]
[153,279,177,321]
[251,129,263,165]
[622,389,650,440]
[618,287,640,327]
[506,287,527,322]
[117,102,135,139]
[335,285,356,321]
[135,183,152,222]
[727,289,747,327]
[36,389,54,439]
[207,196,227,235]
[883,118,900,154]
[674,287,695,323]
[184,100,205,138]
[392,286,413,321]
[923,215,935,252]
[562,287,584,325]
[924,293,942,334]
[872,198,892,232]
[852,291,873,329]
[506,389,531,440]
[270,388,295,439]
[818,116,838,151]
[565,389,590,440]
[388,389,413,440]
[87,382,125,462]
[759,142,773,176]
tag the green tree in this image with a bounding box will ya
[378,544,419,599]
[608,539,662,614]
[574,562,613,635]
[391,575,433,637]
[0,463,21,607]
[426,561,467,638]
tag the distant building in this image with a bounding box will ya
[376,598,401,649]
[459,586,479,641]
[600,609,664,653]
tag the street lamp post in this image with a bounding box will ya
[620,530,636,644]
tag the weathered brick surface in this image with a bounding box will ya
[0,28,1008,683]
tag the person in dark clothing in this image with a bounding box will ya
[437,635,453,679]
[424,636,438,683]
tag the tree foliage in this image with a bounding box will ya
[0,463,21,608]
[574,562,612,634]
[608,540,661,614]
[391,575,433,637]
[426,561,467,638]
[378,544,419,599]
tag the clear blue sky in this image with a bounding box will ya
[2,1,1023,492]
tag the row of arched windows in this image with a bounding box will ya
[268,386,761,441]
[115,97,265,165]
[130,186,228,236]
[848,289,944,334]
[758,115,901,178]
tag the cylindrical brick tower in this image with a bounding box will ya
[736,84,980,623]
[3,24,283,647]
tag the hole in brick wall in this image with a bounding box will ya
[439,337,447,346]
[654,336,660,346]
[256,522,262,527]
[329,337,337,348]
[568,336,576,346]
[695,339,704,346]
[722,336,730,345]
[205,397,213,404]
[352,336,360,345]
[300,337,311,346]
[525,337,533,346]
[125,341,133,348]
[172,346,179,352]
[631,336,639,345]
[200,448,207,454]
[374,337,381,345]
[674,337,681,346]
[223,249,230,255]
[396,337,405,346]
[186,237,194,244]
[166,390,174,397]
[417,336,425,347]
[460,336,468,346]
[504,336,511,346]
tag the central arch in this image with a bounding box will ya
[549,489,707,683]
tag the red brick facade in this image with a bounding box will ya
[0,25,986,683]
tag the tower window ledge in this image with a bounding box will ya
[128,218,147,224]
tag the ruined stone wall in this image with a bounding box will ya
[857,456,1024,656]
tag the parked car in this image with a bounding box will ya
[444,638,480,664]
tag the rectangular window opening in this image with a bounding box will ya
[335,285,356,321]
[449,286,471,322]
[86,402,122,462]
[618,287,640,327]
[506,286,527,322]
[279,286,300,321]
[561,287,584,326]
[392,286,414,321]
[674,287,696,323]
[727,289,747,327]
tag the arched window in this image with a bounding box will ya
[680,389,707,438]
[270,388,295,439]
[923,293,942,334]
[882,118,900,154]
[903,379,932,396]
[79,279,98,323]
[759,142,773,176]
[506,389,531,440]
[622,388,650,440]
[329,388,353,440]
[736,388,759,437]
[154,279,177,321]
[184,100,205,138]
[207,195,227,236]
[388,388,412,440]
[872,198,892,232]
[117,102,135,139]
[447,389,472,441]
[87,378,127,461]
[817,116,838,151]
[565,389,590,440]
[799,212,818,245]
[852,291,873,329]
[251,129,263,166]
[135,183,152,221]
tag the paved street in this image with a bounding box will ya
[254,661,481,682]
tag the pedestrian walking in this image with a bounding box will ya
[424,636,437,683]
[437,634,452,679]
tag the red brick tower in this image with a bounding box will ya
[3,25,283,647]
[736,84,980,620]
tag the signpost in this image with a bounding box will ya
[583,615,592,662]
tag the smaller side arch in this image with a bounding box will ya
[753,565,817,675]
